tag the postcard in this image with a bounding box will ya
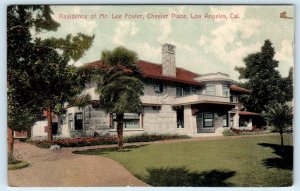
[7,4,294,187]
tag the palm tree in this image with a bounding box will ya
[96,47,144,149]
[264,103,293,152]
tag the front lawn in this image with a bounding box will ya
[74,134,293,187]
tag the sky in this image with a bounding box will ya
[37,5,294,81]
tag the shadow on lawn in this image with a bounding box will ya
[142,167,236,187]
[258,143,293,170]
[72,144,148,155]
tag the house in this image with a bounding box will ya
[31,43,261,139]
[54,43,262,138]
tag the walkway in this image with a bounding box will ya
[8,140,148,187]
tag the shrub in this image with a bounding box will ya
[32,134,190,148]
[223,128,270,136]
[222,129,237,136]
[8,161,29,170]
[125,134,190,143]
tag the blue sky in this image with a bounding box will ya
[38,5,294,81]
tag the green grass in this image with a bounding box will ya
[8,161,29,170]
[74,134,293,187]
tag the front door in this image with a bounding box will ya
[74,113,83,130]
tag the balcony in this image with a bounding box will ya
[174,94,236,106]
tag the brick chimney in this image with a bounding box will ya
[162,43,176,77]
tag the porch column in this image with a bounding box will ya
[233,112,239,129]
[183,105,197,135]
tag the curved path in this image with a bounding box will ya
[8,140,148,187]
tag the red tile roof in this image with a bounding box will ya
[239,111,260,116]
[230,85,250,93]
[85,60,250,93]
[138,60,201,85]
[86,60,202,85]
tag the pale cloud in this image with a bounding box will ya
[275,40,293,63]
[156,6,186,43]
[197,6,263,66]
[195,6,264,80]
[156,19,172,42]
[275,40,294,77]
[170,41,196,53]
[113,21,139,45]
[133,43,161,62]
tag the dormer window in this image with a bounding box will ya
[154,83,163,93]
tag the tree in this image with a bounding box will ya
[235,40,293,113]
[7,4,94,153]
[31,35,94,141]
[7,5,60,154]
[96,47,144,148]
[263,103,293,152]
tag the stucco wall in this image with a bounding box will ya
[31,120,48,138]
[143,105,177,134]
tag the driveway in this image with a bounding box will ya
[8,140,148,187]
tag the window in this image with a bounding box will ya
[176,108,184,128]
[176,87,183,97]
[205,84,215,95]
[68,113,73,129]
[113,113,140,128]
[183,87,190,96]
[222,85,229,97]
[222,114,228,127]
[190,87,196,94]
[203,113,214,127]
[154,83,163,93]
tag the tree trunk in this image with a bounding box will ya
[116,113,124,149]
[279,129,284,153]
[8,127,14,156]
[47,102,53,141]
[27,127,32,139]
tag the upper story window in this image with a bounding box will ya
[176,87,183,97]
[176,86,197,97]
[154,83,163,93]
[190,87,196,94]
[222,85,229,97]
[205,84,216,96]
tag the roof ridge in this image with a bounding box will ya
[138,59,200,76]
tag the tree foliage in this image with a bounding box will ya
[96,47,144,148]
[97,47,144,114]
[7,5,95,142]
[7,5,60,132]
[263,103,293,151]
[235,40,293,113]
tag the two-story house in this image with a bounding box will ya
[50,43,260,138]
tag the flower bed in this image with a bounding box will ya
[31,134,190,148]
